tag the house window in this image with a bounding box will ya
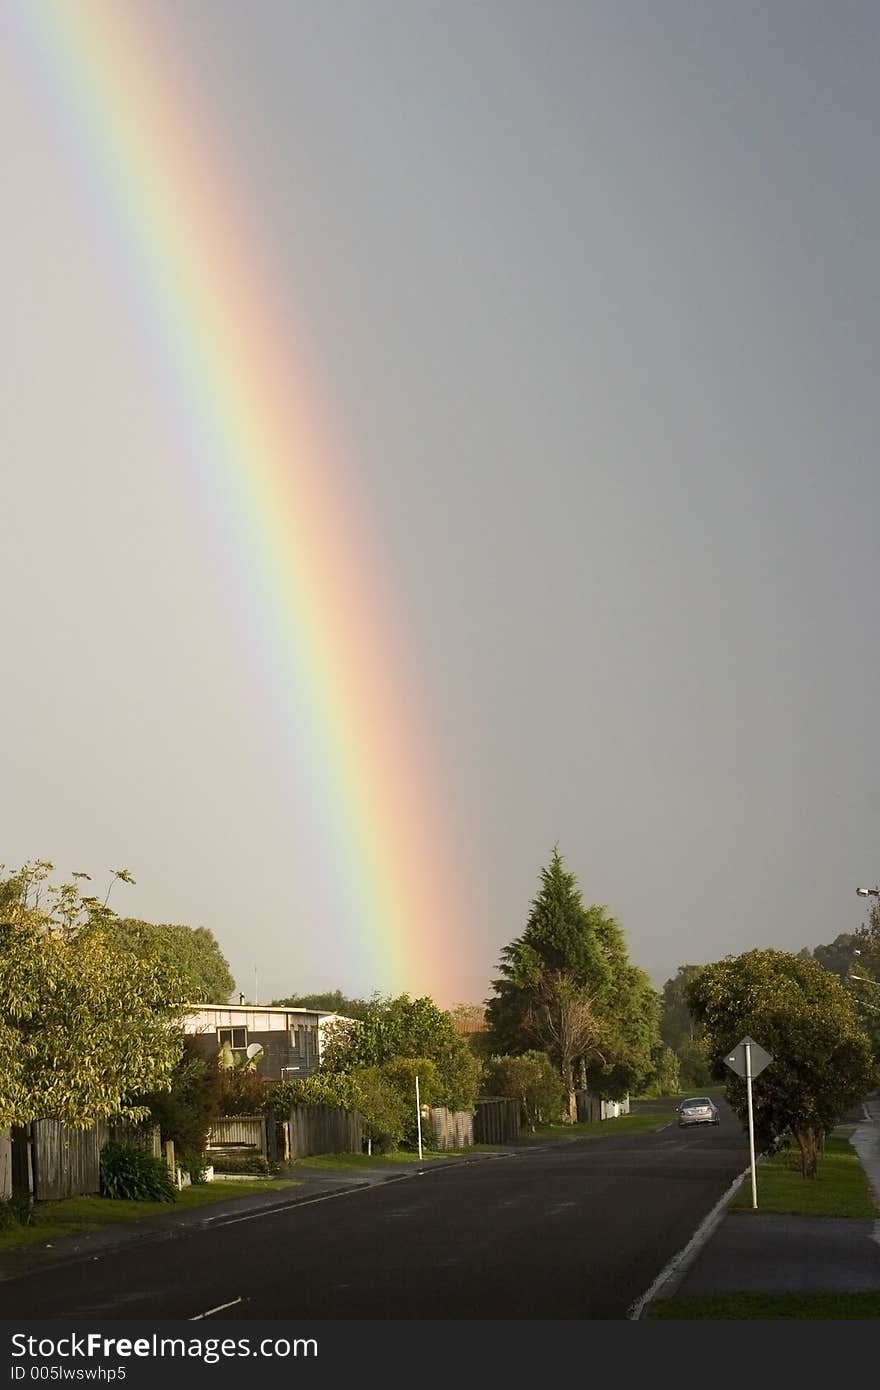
[290,1025,317,1059]
[218,1026,248,1055]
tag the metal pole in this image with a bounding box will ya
[746,1042,758,1209]
[415,1074,423,1161]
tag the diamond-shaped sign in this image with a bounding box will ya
[724,1035,773,1079]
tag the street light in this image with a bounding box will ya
[856,886,880,898]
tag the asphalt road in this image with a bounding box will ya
[0,1104,748,1320]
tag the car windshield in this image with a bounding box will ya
[683,1099,710,1108]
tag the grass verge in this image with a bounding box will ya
[291,1148,499,1171]
[729,1135,877,1219]
[522,1113,667,1143]
[0,1180,298,1252]
[649,1291,880,1319]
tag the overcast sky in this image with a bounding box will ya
[3,1,879,1007]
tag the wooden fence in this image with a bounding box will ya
[31,1119,109,1201]
[473,1097,520,1144]
[12,1120,161,1201]
[428,1108,474,1150]
[206,1115,267,1156]
[287,1104,363,1158]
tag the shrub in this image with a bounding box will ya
[100,1141,177,1202]
[320,995,483,1111]
[0,1194,33,1229]
[349,1066,410,1152]
[178,1151,211,1184]
[481,1052,567,1130]
[211,1153,269,1175]
[266,1072,363,1117]
[377,1057,443,1150]
[218,1069,272,1117]
[142,1037,223,1154]
[640,1045,682,1098]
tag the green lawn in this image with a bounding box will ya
[729,1135,877,1219]
[0,1180,299,1252]
[649,1291,880,1319]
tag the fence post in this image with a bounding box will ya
[266,1110,277,1162]
[164,1140,175,1182]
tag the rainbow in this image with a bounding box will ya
[18,0,466,1000]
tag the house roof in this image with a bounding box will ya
[183,1003,339,1017]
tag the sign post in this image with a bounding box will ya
[724,1035,773,1210]
[415,1074,423,1161]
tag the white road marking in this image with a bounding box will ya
[190,1297,242,1320]
[626,1162,752,1320]
[201,1182,380,1229]
[546,1201,578,1216]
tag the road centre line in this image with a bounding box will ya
[202,1182,383,1229]
[190,1297,242,1320]
[200,1153,521,1230]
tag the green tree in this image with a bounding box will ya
[660,966,705,1051]
[522,969,606,1119]
[485,850,661,1112]
[675,1036,713,1090]
[270,990,373,1020]
[485,850,610,1056]
[378,1057,443,1148]
[320,995,481,1111]
[686,949,877,1178]
[640,1043,682,1098]
[100,919,234,1003]
[803,908,880,1065]
[266,1068,411,1154]
[216,1067,272,1116]
[583,952,660,1100]
[481,1052,566,1130]
[349,1067,410,1153]
[659,965,713,1088]
[0,865,187,1127]
[141,1036,223,1162]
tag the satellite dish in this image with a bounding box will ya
[246,1042,264,1060]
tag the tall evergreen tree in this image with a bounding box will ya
[485,848,608,1056]
[485,849,660,1109]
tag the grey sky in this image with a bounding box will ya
[3,1,879,1006]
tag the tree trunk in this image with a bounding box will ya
[793,1126,820,1178]
[563,1061,576,1124]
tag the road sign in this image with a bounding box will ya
[723,1036,773,1211]
[724,1035,773,1079]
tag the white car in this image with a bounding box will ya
[677,1096,720,1127]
